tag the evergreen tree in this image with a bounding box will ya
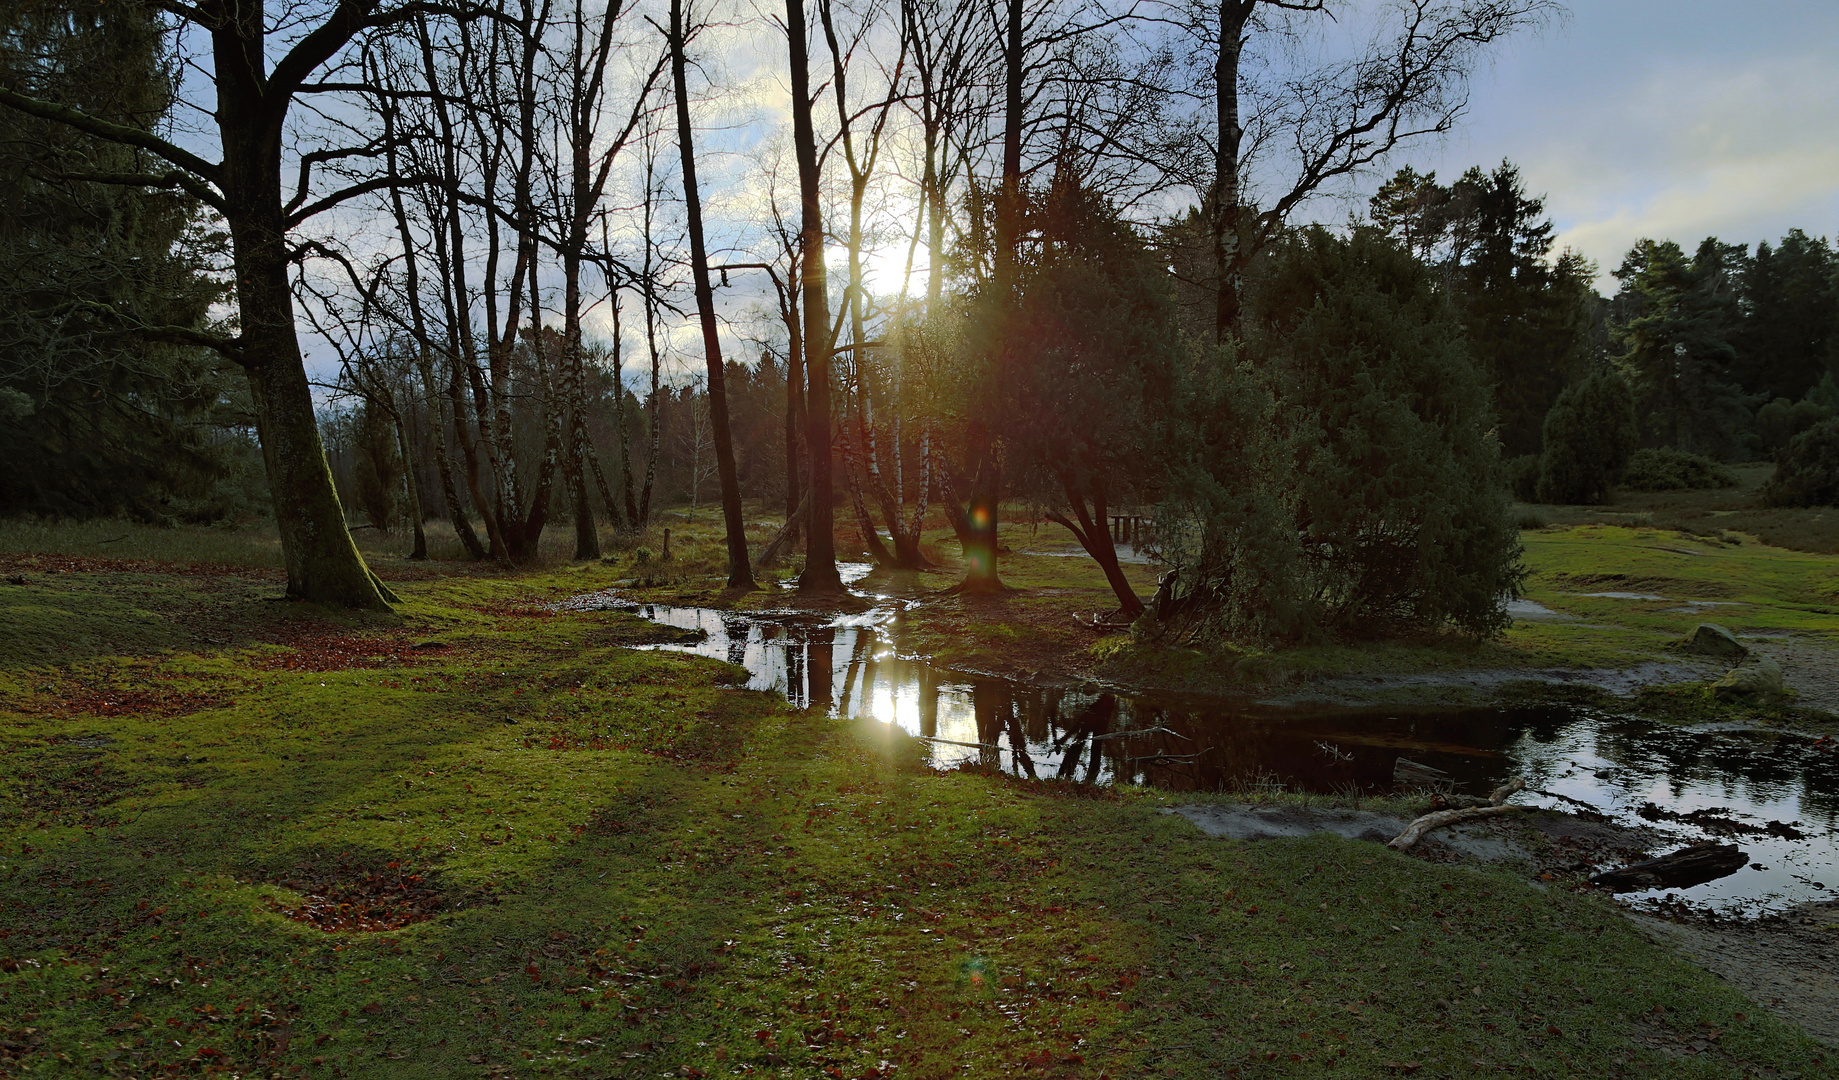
[1163,228,1522,642]
[1369,162,1596,457]
[1734,229,1837,401]
[1610,237,1749,457]
[0,0,240,520]
[1536,369,1639,504]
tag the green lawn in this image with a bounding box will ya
[0,548,1831,1078]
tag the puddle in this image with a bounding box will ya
[1505,599,1575,621]
[570,590,1838,919]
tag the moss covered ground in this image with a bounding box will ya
[1,520,1834,1077]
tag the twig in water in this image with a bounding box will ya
[1125,750,1208,766]
[1090,726,1189,742]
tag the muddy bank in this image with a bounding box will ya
[1170,803,1664,883]
[1168,800,1839,1049]
[1629,903,1839,1048]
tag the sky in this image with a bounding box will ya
[295,0,1839,389]
[1384,0,1839,290]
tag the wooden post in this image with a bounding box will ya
[662,527,672,561]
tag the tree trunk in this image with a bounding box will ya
[395,414,429,560]
[1213,1,1252,341]
[1045,474,1142,619]
[611,283,640,525]
[417,352,486,560]
[220,107,392,609]
[237,238,394,609]
[672,0,755,590]
[784,311,806,540]
[841,435,896,567]
[564,248,599,559]
[787,0,844,593]
[950,0,1023,595]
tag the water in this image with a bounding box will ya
[564,582,1839,919]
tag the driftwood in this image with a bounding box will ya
[1588,843,1750,893]
[1387,778,1526,851]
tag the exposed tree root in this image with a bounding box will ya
[1388,778,1526,851]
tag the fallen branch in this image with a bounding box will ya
[1388,778,1526,851]
[912,735,1000,752]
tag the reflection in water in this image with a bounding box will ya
[583,593,1838,918]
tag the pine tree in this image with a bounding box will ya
[1735,229,1837,401]
[0,0,240,520]
[1610,238,1749,457]
[1368,162,1596,457]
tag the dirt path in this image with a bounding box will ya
[1629,904,1839,1047]
[1744,634,1839,715]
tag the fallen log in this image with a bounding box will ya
[1387,778,1526,851]
[1394,757,1453,790]
[1588,843,1749,893]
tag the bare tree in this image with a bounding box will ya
[1200,0,1558,339]
[548,0,663,558]
[0,0,483,607]
[786,0,847,594]
[667,0,756,588]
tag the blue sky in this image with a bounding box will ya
[1386,0,1839,289]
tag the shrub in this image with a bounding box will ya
[1755,396,1833,453]
[1536,369,1639,504]
[1160,227,1522,642]
[1763,418,1839,507]
[1505,454,1541,502]
[1620,447,1739,491]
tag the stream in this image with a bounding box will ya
[562,573,1838,919]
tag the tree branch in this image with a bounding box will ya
[47,169,229,214]
[0,86,223,187]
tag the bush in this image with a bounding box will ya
[1160,227,1522,642]
[1536,370,1639,504]
[1620,447,1738,491]
[1763,418,1839,507]
[1755,396,1832,453]
[1505,454,1541,502]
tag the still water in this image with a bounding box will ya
[562,577,1838,918]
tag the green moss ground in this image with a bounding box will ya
[0,534,1833,1077]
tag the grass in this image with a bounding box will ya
[1,524,1832,1077]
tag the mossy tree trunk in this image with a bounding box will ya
[233,217,394,609]
[218,58,393,610]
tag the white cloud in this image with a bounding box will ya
[1395,2,1839,289]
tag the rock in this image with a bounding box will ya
[1681,623,1748,660]
[1711,657,1785,701]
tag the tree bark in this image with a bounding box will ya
[671,0,755,590]
[950,0,1024,595]
[1213,1,1253,342]
[394,414,428,560]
